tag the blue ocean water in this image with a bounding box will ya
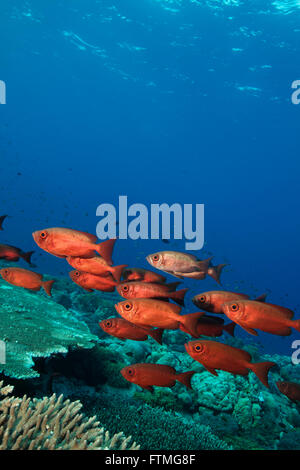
[0,0,300,359]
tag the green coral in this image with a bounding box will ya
[0,279,98,379]
[134,388,184,412]
[87,390,231,450]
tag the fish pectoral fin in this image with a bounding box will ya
[242,326,258,336]
[204,366,218,376]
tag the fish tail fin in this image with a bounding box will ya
[255,293,268,302]
[95,238,116,265]
[148,328,164,345]
[292,319,300,333]
[0,215,8,230]
[169,288,189,306]
[181,312,204,338]
[249,361,276,388]
[223,322,236,337]
[176,371,195,389]
[166,281,182,291]
[22,251,35,266]
[42,280,55,297]
[111,264,128,282]
[207,263,227,284]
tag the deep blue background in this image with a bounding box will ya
[0,0,299,355]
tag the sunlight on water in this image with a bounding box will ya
[155,0,241,11]
[272,0,300,14]
[155,0,300,13]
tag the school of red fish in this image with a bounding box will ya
[0,216,299,402]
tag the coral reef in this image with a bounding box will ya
[1,262,299,450]
[0,380,139,450]
[86,388,232,450]
[0,273,98,379]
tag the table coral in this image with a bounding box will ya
[0,278,98,379]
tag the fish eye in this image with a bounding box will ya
[152,254,159,262]
[105,320,112,328]
[122,285,129,292]
[194,344,203,353]
[75,271,80,277]
[230,303,239,311]
[127,368,134,375]
[3,269,8,275]
[124,303,132,311]
[199,295,206,303]
[40,231,47,239]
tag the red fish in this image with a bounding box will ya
[67,255,127,282]
[32,227,116,264]
[146,250,226,284]
[0,215,8,231]
[122,267,166,284]
[121,363,195,391]
[0,244,34,266]
[185,340,275,388]
[0,267,54,296]
[179,313,236,337]
[99,317,163,344]
[277,381,300,402]
[115,298,204,337]
[222,300,300,336]
[69,270,116,292]
[192,290,267,313]
[116,281,188,306]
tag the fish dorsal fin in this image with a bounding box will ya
[263,302,294,319]
[95,238,116,265]
[197,256,213,268]
[255,293,267,302]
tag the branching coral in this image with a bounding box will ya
[0,381,140,450]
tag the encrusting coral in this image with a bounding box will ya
[0,380,140,450]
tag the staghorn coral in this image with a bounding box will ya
[0,381,139,450]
